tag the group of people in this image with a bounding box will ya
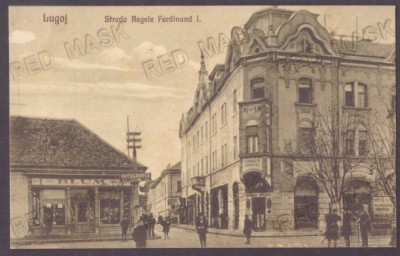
[125,207,375,248]
[125,213,173,248]
[324,206,371,248]
[128,213,157,248]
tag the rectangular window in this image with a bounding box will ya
[358,130,368,156]
[201,127,204,144]
[357,84,367,107]
[43,201,66,226]
[205,156,208,174]
[100,189,121,225]
[205,122,208,139]
[201,158,204,175]
[247,136,259,153]
[225,144,228,165]
[345,130,355,155]
[252,88,264,99]
[177,181,182,192]
[299,83,312,103]
[221,145,225,167]
[233,136,237,160]
[197,130,200,148]
[233,90,237,113]
[345,84,355,107]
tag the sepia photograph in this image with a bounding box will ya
[8,5,396,249]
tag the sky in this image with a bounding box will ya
[9,6,395,179]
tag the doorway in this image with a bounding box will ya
[71,189,95,233]
[252,197,266,230]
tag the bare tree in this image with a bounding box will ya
[366,98,396,207]
[287,105,363,212]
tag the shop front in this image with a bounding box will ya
[210,184,228,229]
[29,177,133,236]
[293,177,319,229]
[242,171,272,231]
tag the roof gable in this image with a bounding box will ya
[276,10,335,55]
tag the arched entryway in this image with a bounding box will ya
[243,171,272,231]
[294,177,319,229]
[343,179,372,215]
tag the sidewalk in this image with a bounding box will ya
[170,224,325,237]
[11,232,161,247]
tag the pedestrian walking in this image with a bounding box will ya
[148,213,156,238]
[358,206,371,247]
[120,215,130,242]
[243,215,253,244]
[132,218,148,248]
[325,208,340,248]
[195,213,208,248]
[341,209,352,247]
[162,217,171,240]
[158,215,163,225]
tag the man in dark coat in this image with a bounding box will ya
[195,213,208,248]
[243,215,253,244]
[148,213,156,238]
[132,218,148,248]
[120,215,130,242]
[341,209,352,247]
[325,208,340,248]
[358,206,370,247]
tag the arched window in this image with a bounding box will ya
[251,77,265,99]
[298,78,312,103]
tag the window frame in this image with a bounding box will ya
[298,78,313,104]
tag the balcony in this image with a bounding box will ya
[191,176,205,192]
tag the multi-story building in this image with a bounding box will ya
[179,7,395,232]
[10,116,148,239]
[147,163,181,222]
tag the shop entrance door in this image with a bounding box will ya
[71,189,95,233]
[252,197,266,230]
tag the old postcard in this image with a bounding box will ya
[9,5,396,249]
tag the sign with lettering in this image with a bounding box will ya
[243,158,262,172]
[31,178,131,187]
[120,172,151,181]
[373,196,394,216]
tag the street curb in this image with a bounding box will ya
[172,225,325,238]
[11,235,162,247]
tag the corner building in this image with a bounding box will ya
[179,8,395,232]
[10,117,148,239]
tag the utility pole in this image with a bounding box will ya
[127,116,142,224]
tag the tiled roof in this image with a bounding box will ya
[10,116,147,170]
[336,40,395,58]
